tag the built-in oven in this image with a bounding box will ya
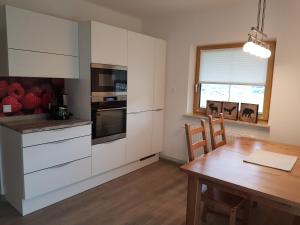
[91,64,127,145]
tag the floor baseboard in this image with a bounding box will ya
[159,153,186,165]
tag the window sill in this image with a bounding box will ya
[183,113,270,129]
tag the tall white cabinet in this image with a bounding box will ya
[127,32,155,113]
[126,31,166,164]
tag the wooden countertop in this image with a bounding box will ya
[0,118,92,134]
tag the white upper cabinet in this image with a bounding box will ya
[7,49,79,79]
[4,5,78,56]
[91,21,127,66]
[153,39,167,110]
[127,31,155,113]
[0,5,79,78]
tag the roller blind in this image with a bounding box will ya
[199,48,268,85]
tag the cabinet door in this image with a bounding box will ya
[5,5,78,56]
[153,39,167,110]
[92,138,126,176]
[8,49,79,78]
[91,21,127,66]
[151,110,164,154]
[127,32,155,113]
[126,112,153,163]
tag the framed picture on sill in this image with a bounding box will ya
[239,103,259,123]
[222,102,239,120]
[206,100,222,118]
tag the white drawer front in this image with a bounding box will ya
[92,138,126,176]
[22,125,91,147]
[24,157,91,199]
[23,135,91,174]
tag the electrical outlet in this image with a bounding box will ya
[3,105,12,113]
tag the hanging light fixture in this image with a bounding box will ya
[243,0,271,59]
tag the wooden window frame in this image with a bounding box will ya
[193,41,276,121]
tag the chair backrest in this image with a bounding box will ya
[208,113,227,150]
[185,119,209,161]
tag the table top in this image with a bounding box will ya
[180,137,300,208]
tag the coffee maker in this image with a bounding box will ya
[48,93,72,120]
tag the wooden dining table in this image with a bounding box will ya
[180,137,300,225]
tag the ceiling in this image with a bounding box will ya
[85,0,239,18]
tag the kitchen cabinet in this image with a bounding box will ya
[6,49,79,78]
[126,111,153,163]
[127,32,166,113]
[0,5,79,78]
[92,138,126,176]
[24,157,90,199]
[91,21,127,66]
[1,123,91,214]
[153,39,167,110]
[151,110,164,154]
[127,32,155,113]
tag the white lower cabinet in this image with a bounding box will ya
[2,124,92,208]
[92,138,126,176]
[23,135,91,174]
[24,157,91,199]
[126,111,153,163]
[22,124,91,147]
[151,110,164,154]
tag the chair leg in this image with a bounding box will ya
[199,201,206,224]
[229,208,237,225]
[293,216,300,225]
[202,204,208,222]
[243,201,251,225]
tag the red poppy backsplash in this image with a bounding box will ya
[0,77,64,117]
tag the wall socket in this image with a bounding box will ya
[3,105,12,113]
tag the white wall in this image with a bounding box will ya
[143,0,300,161]
[0,0,143,32]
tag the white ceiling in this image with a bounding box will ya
[85,0,240,18]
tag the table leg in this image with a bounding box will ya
[186,175,202,225]
[293,216,300,225]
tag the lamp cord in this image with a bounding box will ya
[261,0,267,33]
[257,0,267,32]
[257,0,262,30]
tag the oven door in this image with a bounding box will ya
[92,107,126,145]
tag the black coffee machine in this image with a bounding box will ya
[48,93,72,120]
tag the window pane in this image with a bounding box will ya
[229,85,265,113]
[200,83,230,108]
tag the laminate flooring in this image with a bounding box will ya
[0,159,296,225]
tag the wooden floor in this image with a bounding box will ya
[0,159,296,225]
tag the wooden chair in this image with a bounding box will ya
[184,120,208,161]
[185,119,248,225]
[208,113,227,150]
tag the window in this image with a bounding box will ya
[193,42,276,121]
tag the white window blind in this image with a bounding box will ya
[199,48,268,85]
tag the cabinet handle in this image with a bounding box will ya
[48,139,70,145]
[48,161,73,169]
[97,107,127,112]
